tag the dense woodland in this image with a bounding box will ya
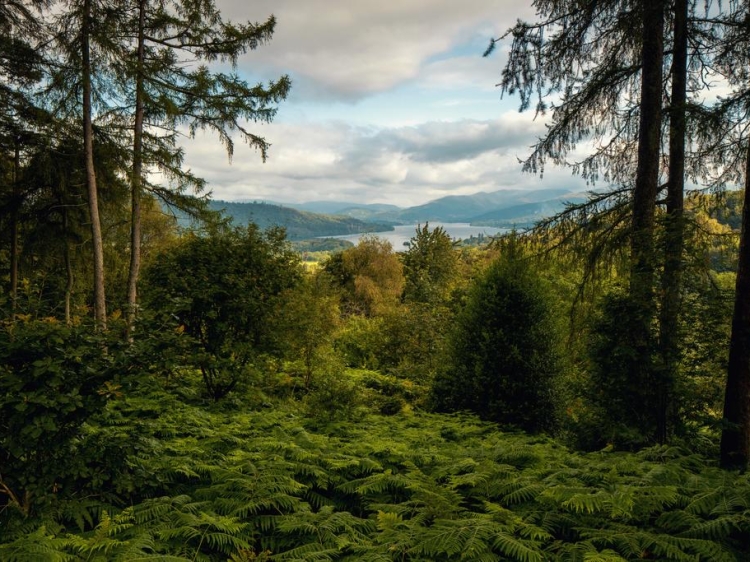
[2,0,750,560]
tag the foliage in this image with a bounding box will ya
[276,274,340,389]
[334,304,450,391]
[141,225,302,400]
[323,236,404,317]
[402,223,458,304]
[304,369,363,423]
[677,273,735,440]
[580,289,660,449]
[2,395,749,561]
[432,239,563,433]
[0,318,132,516]
[292,238,354,256]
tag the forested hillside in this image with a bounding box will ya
[208,201,394,241]
[3,0,750,560]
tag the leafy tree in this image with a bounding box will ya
[141,225,302,400]
[276,272,340,389]
[0,318,126,516]
[402,223,458,305]
[432,239,562,432]
[323,236,404,317]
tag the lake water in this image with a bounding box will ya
[326,223,507,251]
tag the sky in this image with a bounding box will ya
[178,0,590,208]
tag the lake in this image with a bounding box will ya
[326,223,507,251]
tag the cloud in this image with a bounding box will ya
[178,112,585,207]
[218,0,536,101]
[167,1,591,208]
[350,116,545,164]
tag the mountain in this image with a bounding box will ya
[209,200,393,241]
[386,188,573,223]
[469,192,590,227]
[205,188,589,240]
[286,201,401,216]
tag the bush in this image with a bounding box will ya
[431,240,563,433]
[581,290,658,449]
[0,319,126,515]
[304,360,362,422]
[141,225,302,400]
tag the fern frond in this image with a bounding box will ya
[492,532,544,562]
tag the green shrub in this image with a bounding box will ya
[304,366,362,422]
[0,319,125,516]
[141,225,302,400]
[582,289,659,449]
[432,240,563,433]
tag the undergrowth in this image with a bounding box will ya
[1,393,749,561]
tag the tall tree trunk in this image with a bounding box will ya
[657,0,688,444]
[720,143,750,470]
[63,206,73,326]
[82,0,106,330]
[10,138,20,318]
[629,0,665,439]
[126,0,146,336]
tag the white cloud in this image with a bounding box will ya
[178,112,587,207]
[165,1,592,208]
[218,0,536,101]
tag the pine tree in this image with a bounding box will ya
[117,0,291,332]
[432,239,562,432]
[489,0,711,443]
[0,0,49,317]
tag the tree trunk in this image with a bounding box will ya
[720,143,750,470]
[126,0,146,336]
[63,206,73,326]
[82,0,106,330]
[629,0,665,439]
[657,0,688,444]
[10,138,20,318]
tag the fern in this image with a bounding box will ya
[0,527,76,562]
[7,402,750,561]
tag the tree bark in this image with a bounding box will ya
[720,143,750,470]
[657,0,688,444]
[10,138,20,318]
[63,206,73,326]
[629,0,665,439]
[126,0,146,336]
[82,0,106,330]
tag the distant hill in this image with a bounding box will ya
[469,192,589,227]
[204,188,588,241]
[209,201,393,241]
[286,201,401,216]
[384,188,574,223]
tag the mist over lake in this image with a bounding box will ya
[326,223,507,250]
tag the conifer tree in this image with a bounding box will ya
[721,144,750,469]
[0,0,49,317]
[708,1,750,469]
[118,0,291,331]
[81,0,107,329]
[490,0,706,443]
[432,239,562,433]
[659,0,689,443]
[45,0,126,329]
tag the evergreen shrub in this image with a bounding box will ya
[431,241,562,432]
